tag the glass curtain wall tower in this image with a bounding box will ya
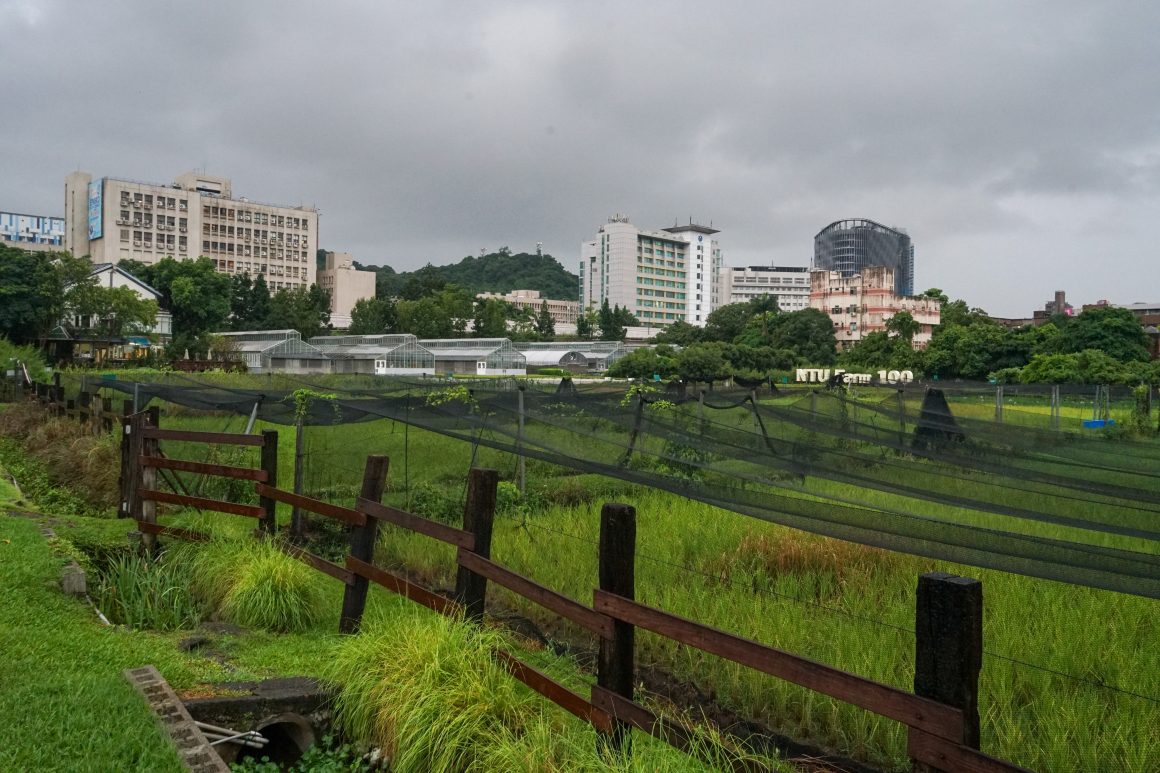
[813,219,914,296]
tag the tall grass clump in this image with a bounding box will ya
[325,610,539,772]
[95,551,201,631]
[178,539,325,633]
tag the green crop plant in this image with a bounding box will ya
[95,551,201,631]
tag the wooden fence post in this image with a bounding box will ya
[101,396,113,433]
[913,572,983,772]
[258,429,279,537]
[454,468,500,624]
[339,455,390,634]
[597,502,637,755]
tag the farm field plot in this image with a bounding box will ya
[19,373,1160,770]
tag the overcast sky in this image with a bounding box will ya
[3,1,1158,316]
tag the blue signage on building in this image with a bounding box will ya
[87,180,103,240]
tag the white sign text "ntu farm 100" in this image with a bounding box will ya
[795,368,914,385]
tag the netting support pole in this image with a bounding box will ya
[516,386,526,494]
[140,407,160,554]
[290,414,305,540]
[749,389,760,443]
[994,386,1003,422]
[243,400,260,435]
[897,388,906,445]
[133,382,140,414]
[340,455,389,634]
[596,502,636,757]
[1050,385,1060,430]
[618,394,646,468]
[454,468,499,625]
[912,572,982,772]
[698,387,705,429]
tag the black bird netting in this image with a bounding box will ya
[87,372,1160,600]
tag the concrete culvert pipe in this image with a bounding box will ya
[237,713,316,766]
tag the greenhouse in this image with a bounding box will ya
[309,334,435,375]
[515,341,627,371]
[215,330,330,374]
[417,338,526,376]
[518,348,589,372]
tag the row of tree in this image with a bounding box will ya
[0,246,157,345]
[838,289,1158,384]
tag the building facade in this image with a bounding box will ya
[809,266,940,349]
[64,171,318,292]
[580,214,725,327]
[1,211,65,252]
[722,265,810,311]
[317,251,377,328]
[476,289,579,325]
[813,219,914,297]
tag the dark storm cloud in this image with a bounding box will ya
[2,0,1159,314]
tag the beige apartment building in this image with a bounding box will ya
[64,171,319,291]
[317,251,377,328]
[809,266,940,349]
[476,289,579,325]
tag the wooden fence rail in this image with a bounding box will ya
[7,378,1034,773]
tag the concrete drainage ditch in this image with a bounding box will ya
[127,667,334,770]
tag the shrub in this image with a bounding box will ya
[408,482,462,525]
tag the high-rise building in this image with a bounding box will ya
[64,171,319,291]
[1,210,65,252]
[809,266,940,350]
[813,219,914,296]
[580,214,725,327]
[317,251,377,328]
[723,265,810,311]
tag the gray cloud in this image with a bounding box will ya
[2,0,1159,315]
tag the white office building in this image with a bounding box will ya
[580,214,725,327]
[723,265,811,311]
[64,171,318,292]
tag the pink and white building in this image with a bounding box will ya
[809,266,940,349]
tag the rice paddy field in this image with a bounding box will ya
[24,372,1160,770]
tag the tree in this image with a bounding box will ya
[472,298,509,338]
[576,307,597,340]
[135,257,231,356]
[598,300,631,341]
[0,246,90,344]
[73,285,158,339]
[885,310,920,343]
[248,274,272,328]
[676,343,732,384]
[1060,306,1149,363]
[348,297,398,335]
[229,273,254,329]
[703,302,752,343]
[265,285,331,340]
[738,308,837,365]
[653,320,703,346]
[607,344,678,379]
[535,300,555,341]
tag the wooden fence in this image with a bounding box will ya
[8,376,1031,773]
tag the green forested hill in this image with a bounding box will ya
[350,250,579,300]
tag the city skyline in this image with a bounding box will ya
[3,2,1159,316]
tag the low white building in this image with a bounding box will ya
[723,265,810,311]
[308,333,435,375]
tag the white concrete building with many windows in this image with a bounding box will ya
[723,265,811,311]
[317,251,376,328]
[64,171,318,292]
[580,214,725,327]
